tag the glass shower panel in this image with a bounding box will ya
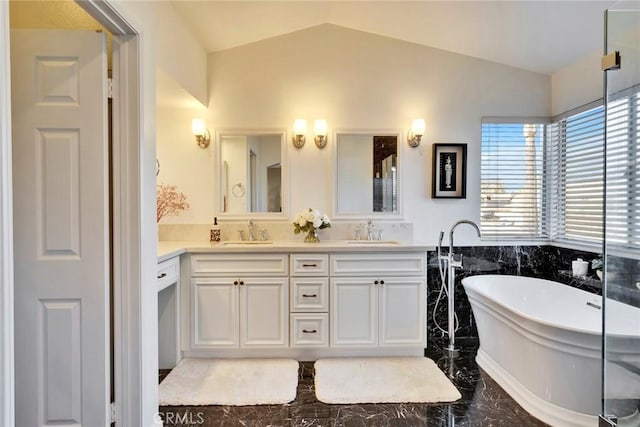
[603,4,640,426]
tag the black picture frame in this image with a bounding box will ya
[432,143,467,199]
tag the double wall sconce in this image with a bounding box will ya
[292,119,328,149]
[192,118,211,149]
[407,118,426,148]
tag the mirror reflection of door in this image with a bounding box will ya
[373,136,397,212]
[267,164,282,212]
[219,133,283,214]
[336,133,399,214]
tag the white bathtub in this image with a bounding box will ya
[462,275,640,427]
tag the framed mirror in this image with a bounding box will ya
[333,130,402,219]
[216,130,288,218]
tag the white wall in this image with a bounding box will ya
[551,50,603,116]
[156,105,214,223]
[114,1,207,104]
[201,24,550,244]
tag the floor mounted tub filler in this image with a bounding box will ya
[462,275,640,427]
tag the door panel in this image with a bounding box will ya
[192,278,239,347]
[11,29,109,426]
[330,278,377,347]
[379,277,426,346]
[241,278,289,347]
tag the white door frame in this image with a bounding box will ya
[0,2,15,426]
[77,1,157,425]
[1,0,156,425]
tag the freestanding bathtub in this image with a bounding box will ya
[462,275,640,427]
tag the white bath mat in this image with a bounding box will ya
[159,358,298,406]
[314,357,461,404]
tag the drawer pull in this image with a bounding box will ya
[157,273,167,279]
[302,329,317,334]
[302,263,318,267]
[302,294,317,298]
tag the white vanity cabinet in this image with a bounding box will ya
[190,254,289,349]
[157,256,180,369]
[290,254,329,347]
[330,253,426,348]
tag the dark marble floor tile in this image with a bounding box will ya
[159,344,549,427]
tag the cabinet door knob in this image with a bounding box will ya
[380,280,385,285]
[239,281,244,286]
[374,280,379,285]
[233,280,238,286]
[302,294,317,298]
[302,329,317,334]
[157,273,167,279]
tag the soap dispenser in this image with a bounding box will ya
[210,217,221,242]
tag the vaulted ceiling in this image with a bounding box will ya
[170,0,613,75]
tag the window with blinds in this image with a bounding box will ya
[606,90,640,250]
[480,121,546,238]
[547,104,605,245]
[481,89,639,248]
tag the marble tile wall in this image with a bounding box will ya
[426,245,640,343]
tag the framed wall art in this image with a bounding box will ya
[432,143,467,199]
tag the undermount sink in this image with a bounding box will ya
[220,240,274,246]
[345,240,399,245]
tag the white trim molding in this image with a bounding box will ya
[76,1,157,425]
[0,3,15,426]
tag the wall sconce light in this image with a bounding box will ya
[314,119,328,149]
[292,119,307,148]
[192,118,210,148]
[407,118,425,148]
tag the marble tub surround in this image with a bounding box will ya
[158,221,413,242]
[158,344,547,427]
[427,244,640,342]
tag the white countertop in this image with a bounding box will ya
[157,240,435,262]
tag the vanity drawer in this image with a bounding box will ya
[330,252,426,276]
[290,254,329,276]
[291,278,329,312]
[191,254,289,276]
[157,256,180,291]
[290,313,328,347]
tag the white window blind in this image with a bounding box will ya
[548,104,605,244]
[481,121,546,238]
[605,90,640,250]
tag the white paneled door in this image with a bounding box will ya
[11,30,109,426]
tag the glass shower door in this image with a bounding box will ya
[602,3,640,426]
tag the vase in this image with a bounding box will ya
[304,228,320,243]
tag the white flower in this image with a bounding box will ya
[313,216,322,228]
[321,214,330,225]
[305,209,316,223]
[296,214,307,227]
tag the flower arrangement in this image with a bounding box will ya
[293,208,331,243]
[157,183,190,222]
